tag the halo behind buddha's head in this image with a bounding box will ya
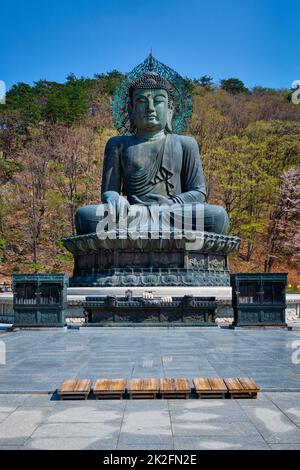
[112,54,193,135]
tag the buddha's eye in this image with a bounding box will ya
[154,96,167,103]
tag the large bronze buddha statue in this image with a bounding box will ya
[75,69,228,236]
[63,55,239,287]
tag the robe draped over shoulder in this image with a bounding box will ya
[101,134,206,204]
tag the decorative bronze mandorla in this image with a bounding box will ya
[112,53,193,135]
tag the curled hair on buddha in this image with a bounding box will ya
[128,72,175,134]
[128,72,175,105]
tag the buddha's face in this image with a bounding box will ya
[130,88,169,133]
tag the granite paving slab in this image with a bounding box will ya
[0,327,299,449]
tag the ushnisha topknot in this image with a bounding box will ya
[128,71,175,106]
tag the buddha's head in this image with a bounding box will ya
[128,72,175,134]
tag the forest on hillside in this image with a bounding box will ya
[0,72,299,286]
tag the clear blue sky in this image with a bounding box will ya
[1,0,299,90]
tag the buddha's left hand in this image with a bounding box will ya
[131,194,173,206]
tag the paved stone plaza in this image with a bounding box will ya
[0,327,300,449]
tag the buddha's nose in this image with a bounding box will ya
[147,100,155,113]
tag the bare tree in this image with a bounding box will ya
[49,125,99,235]
[16,131,51,264]
[265,167,300,272]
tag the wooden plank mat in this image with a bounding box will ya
[58,379,92,400]
[160,378,190,399]
[93,379,126,399]
[224,377,260,399]
[193,377,227,398]
[56,377,260,401]
[238,377,260,392]
[127,378,159,399]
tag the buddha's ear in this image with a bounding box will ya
[128,102,133,121]
[128,102,136,134]
[166,107,174,133]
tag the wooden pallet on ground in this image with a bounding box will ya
[193,377,227,399]
[160,378,190,399]
[58,379,92,400]
[93,379,126,399]
[224,377,260,399]
[127,378,159,399]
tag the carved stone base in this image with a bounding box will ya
[68,269,230,287]
[62,231,240,287]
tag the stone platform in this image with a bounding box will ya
[62,231,240,287]
[1,327,300,391]
[0,327,300,449]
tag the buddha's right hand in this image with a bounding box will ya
[102,191,130,219]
